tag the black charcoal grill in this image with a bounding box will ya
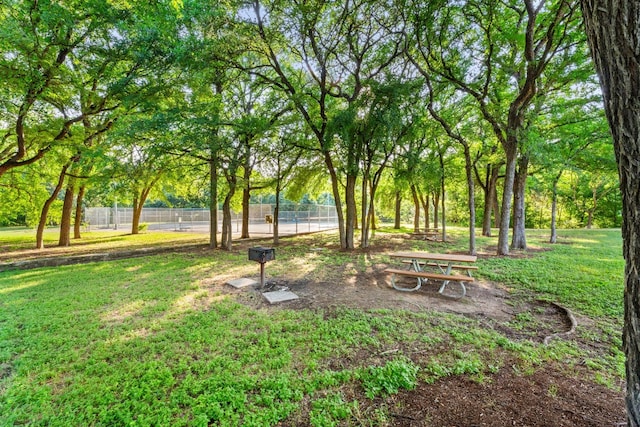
[248,247,275,288]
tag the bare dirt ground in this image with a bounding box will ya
[2,233,627,426]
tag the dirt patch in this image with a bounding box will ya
[364,365,625,427]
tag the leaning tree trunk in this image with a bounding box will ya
[324,152,348,249]
[581,2,640,425]
[36,163,70,249]
[411,184,420,232]
[511,155,528,250]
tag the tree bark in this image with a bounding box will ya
[497,144,517,255]
[550,172,562,244]
[463,145,476,255]
[581,1,640,424]
[419,193,430,231]
[36,163,70,249]
[586,186,598,229]
[209,155,218,249]
[511,155,528,250]
[482,164,502,237]
[345,173,357,249]
[73,185,86,239]
[241,141,251,239]
[221,172,237,250]
[58,179,75,247]
[411,184,420,232]
[433,191,440,230]
[480,164,493,237]
[221,190,235,250]
[394,191,402,229]
[438,148,447,242]
[273,188,280,246]
[492,168,502,230]
[360,174,369,248]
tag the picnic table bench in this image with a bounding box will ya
[386,252,477,298]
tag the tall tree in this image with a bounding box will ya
[246,0,403,249]
[581,1,640,424]
[407,0,585,255]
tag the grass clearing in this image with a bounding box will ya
[0,227,626,425]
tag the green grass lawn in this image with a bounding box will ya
[0,227,626,426]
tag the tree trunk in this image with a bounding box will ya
[73,185,86,239]
[497,144,517,255]
[324,152,347,249]
[58,179,75,247]
[209,155,218,249]
[369,202,376,231]
[433,191,440,230]
[587,187,598,229]
[360,174,369,248]
[483,164,501,237]
[463,145,476,255]
[438,150,446,242]
[131,196,143,235]
[221,191,234,250]
[581,2,640,424]
[420,193,430,231]
[36,163,70,249]
[550,172,562,244]
[511,155,528,250]
[394,191,402,229]
[411,184,420,232]
[481,164,493,236]
[345,173,357,249]
[273,188,280,246]
[131,185,154,235]
[241,144,251,239]
[492,168,502,229]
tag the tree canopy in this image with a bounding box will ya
[0,0,617,253]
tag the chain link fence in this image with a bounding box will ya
[84,204,339,236]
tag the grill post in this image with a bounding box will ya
[248,247,275,289]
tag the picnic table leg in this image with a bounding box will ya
[437,262,463,297]
[390,272,422,292]
[410,259,427,287]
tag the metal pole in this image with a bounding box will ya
[260,262,265,289]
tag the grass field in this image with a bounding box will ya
[0,227,626,426]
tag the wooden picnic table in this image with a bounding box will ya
[385,252,477,298]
